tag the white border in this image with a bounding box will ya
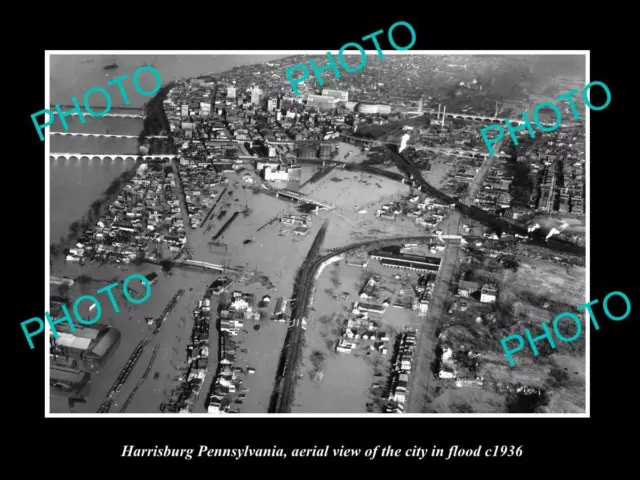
[45,50,590,418]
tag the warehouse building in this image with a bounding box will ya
[369,250,441,273]
[51,325,121,372]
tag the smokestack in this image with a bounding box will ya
[437,104,441,120]
[442,105,446,126]
[546,228,561,241]
[399,133,411,153]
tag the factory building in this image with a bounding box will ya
[50,325,121,372]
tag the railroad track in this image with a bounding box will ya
[97,290,184,413]
[119,344,160,413]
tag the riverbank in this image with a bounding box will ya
[51,159,144,257]
[143,82,177,155]
[51,83,178,257]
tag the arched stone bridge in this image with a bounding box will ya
[50,132,167,139]
[424,109,559,128]
[50,112,143,118]
[49,153,177,161]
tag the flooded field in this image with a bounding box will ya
[174,168,335,411]
[292,258,424,413]
[186,170,326,294]
[334,142,367,164]
[301,167,408,210]
[49,156,445,414]
[423,154,456,188]
[298,168,427,250]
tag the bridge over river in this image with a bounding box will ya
[52,104,142,111]
[255,186,335,210]
[50,132,167,139]
[50,111,143,119]
[50,152,177,161]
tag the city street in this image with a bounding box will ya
[406,149,496,412]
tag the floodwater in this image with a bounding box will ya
[50,54,291,110]
[292,260,420,413]
[49,260,218,414]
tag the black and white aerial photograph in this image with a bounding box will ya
[46,52,588,416]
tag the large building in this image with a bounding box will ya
[480,285,498,303]
[355,102,392,115]
[319,144,332,160]
[306,94,339,111]
[369,250,441,273]
[251,88,261,105]
[267,98,278,112]
[264,165,302,182]
[51,325,121,372]
[360,275,380,300]
[200,102,211,117]
[298,145,318,160]
[322,89,349,102]
[264,166,290,182]
[256,159,284,171]
[227,86,236,98]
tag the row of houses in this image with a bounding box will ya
[207,290,258,414]
[164,290,213,413]
[206,287,288,413]
[207,330,242,414]
[385,329,418,413]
